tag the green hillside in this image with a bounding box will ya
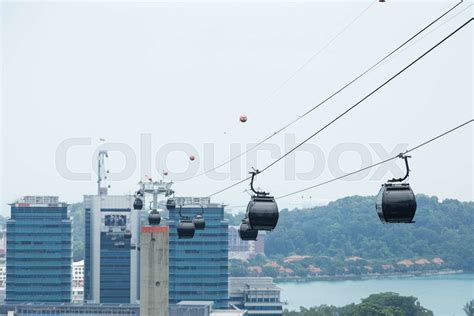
[264,195,473,272]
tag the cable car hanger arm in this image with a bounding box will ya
[388,155,411,183]
[249,169,269,196]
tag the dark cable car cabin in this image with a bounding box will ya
[124,231,132,239]
[177,205,195,238]
[238,218,258,241]
[177,219,195,239]
[148,209,161,225]
[193,206,205,230]
[193,214,205,230]
[246,170,279,231]
[133,197,143,210]
[166,198,176,211]
[375,155,417,224]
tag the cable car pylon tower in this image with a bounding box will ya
[133,175,174,316]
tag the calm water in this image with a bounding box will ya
[278,274,474,316]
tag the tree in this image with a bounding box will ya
[70,203,85,262]
[265,195,474,272]
[283,292,433,316]
[464,300,474,316]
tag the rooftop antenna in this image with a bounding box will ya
[98,149,109,196]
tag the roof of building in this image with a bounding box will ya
[229,277,281,296]
[177,301,214,306]
[211,311,247,316]
[11,196,68,207]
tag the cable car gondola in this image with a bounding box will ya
[238,217,258,241]
[177,218,195,239]
[193,206,206,230]
[375,154,417,223]
[246,169,279,231]
[148,209,161,225]
[177,206,195,239]
[133,197,143,210]
[166,198,176,211]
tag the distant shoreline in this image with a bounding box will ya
[274,269,465,283]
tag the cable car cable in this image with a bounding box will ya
[205,17,473,198]
[183,0,464,182]
[260,0,377,105]
[276,119,473,199]
[180,1,376,180]
[388,2,471,61]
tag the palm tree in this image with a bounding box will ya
[464,300,474,316]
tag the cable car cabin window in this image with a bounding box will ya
[376,183,416,224]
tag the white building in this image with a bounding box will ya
[72,287,84,304]
[72,260,84,286]
[0,265,6,288]
[72,260,84,303]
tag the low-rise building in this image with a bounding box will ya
[229,277,283,316]
[0,303,139,315]
[72,260,84,303]
[170,301,247,316]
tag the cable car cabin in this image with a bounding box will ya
[247,195,279,231]
[376,183,417,223]
[166,198,176,211]
[148,210,161,225]
[177,219,195,239]
[239,218,258,241]
[193,214,206,230]
[133,198,143,210]
[124,231,132,239]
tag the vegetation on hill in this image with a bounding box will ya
[264,195,473,272]
[283,292,433,316]
[464,300,474,316]
[70,203,85,262]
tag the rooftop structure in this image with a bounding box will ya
[229,277,283,316]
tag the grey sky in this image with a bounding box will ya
[1,1,472,216]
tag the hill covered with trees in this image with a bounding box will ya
[283,292,433,316]
[260,195,473,275]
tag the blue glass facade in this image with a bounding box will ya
[6,204,72,303]
[99,227,131,303]
[84,207,91,301]
[84,207,131,303]
[169,204,229,308]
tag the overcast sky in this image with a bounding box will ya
[1,1,472,216]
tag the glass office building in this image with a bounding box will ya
[6,196,72,303]
[168,197,229,309]
[84,195,139,304]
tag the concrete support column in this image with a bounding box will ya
[140,226,169,316]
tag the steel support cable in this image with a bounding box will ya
[276,119,473,199]
[205,18,473,198]
[180,1,377,182]
[182,0,464,182]
[227,119,473,207]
